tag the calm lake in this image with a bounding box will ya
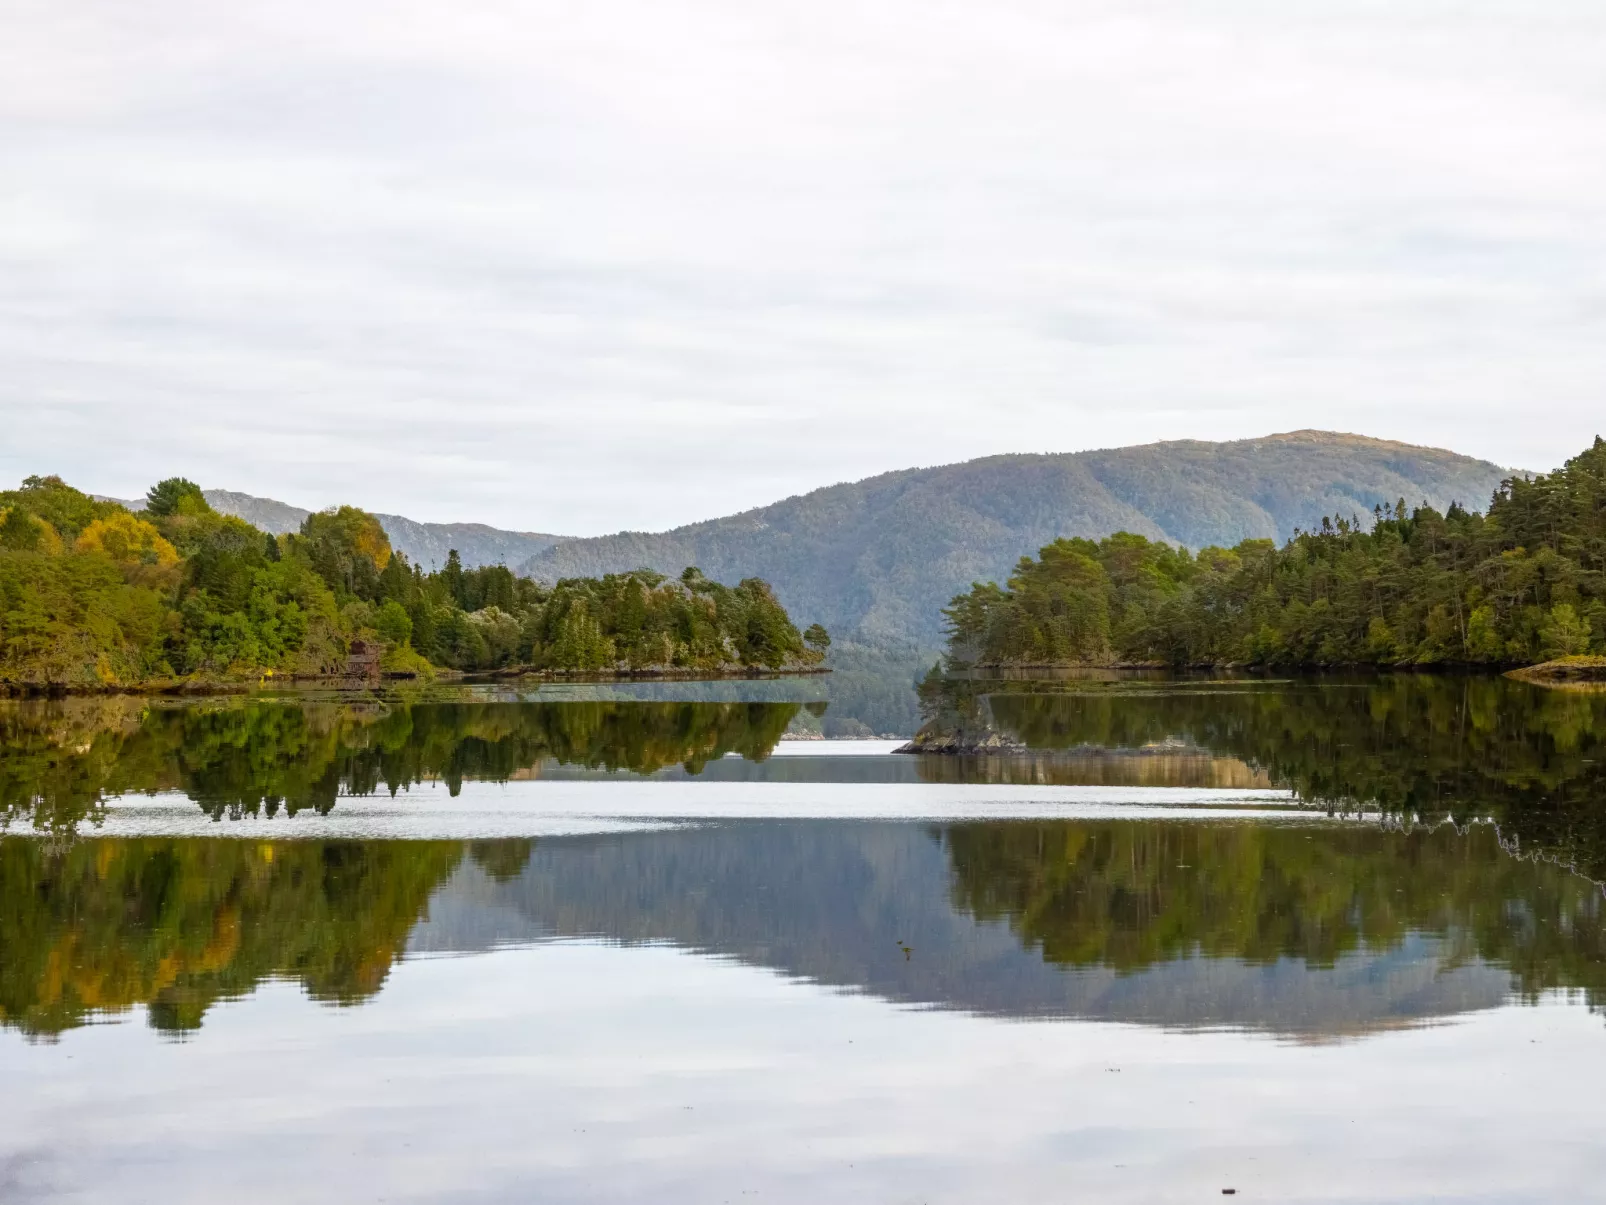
[4,676,1606,1202]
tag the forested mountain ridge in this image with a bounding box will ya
[100,489,571,572]
[936,435,1605,671]
[517,432,1510,643]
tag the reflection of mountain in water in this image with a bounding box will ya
[8,675,1606,1041]
[7,816,1603,1040]
[411,820,1604,1038]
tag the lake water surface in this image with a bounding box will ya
[4,677,1606,1202]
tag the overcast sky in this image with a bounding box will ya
[4,1,1604,534]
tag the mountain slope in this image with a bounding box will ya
[106,489,570,571]
[207,490,570,569]
[361,514,568,573]
[198,490,312,536]
[518,432,1512,643]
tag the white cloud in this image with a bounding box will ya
[3,0,1604,531]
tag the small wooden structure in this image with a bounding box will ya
[346,639,382,680]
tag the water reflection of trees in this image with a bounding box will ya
[0,698,800,833]
[943,820,1606,1010]
[7,818,1606,1039]
[922,675,1606,878]
[0,837,479,1038]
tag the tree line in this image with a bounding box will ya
[940,435,1606,668]
[0,475,827,688]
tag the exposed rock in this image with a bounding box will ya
[894,728,1029,755]
[1506,657,1606,686]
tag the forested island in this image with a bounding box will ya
[0,476,826,691]
[940,436,1606,670]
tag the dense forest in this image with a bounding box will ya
[0,476,824,690]
[940,436,1606,669]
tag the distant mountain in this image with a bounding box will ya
[92,431,1512,644]
[103,489,570,571]
[360,514,568,573]
[517,431,1513,643]
[409,822,1514,1036]
[198,490,312,536]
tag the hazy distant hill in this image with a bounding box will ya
[198,490,311,536]
[207,490,570,569]
[106,489,570,571]
[518,432,1512,643]
[363,514,569,572]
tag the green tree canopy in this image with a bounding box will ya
[144,477,212,518]
[939,435,1606,669]
[1,475,815,687]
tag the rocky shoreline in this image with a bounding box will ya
[892,729,1028,755]
[1505,657,1606,685]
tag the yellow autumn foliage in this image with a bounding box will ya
[74,512,180,567]
[347,510,391,569]
[0,506,65,554]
